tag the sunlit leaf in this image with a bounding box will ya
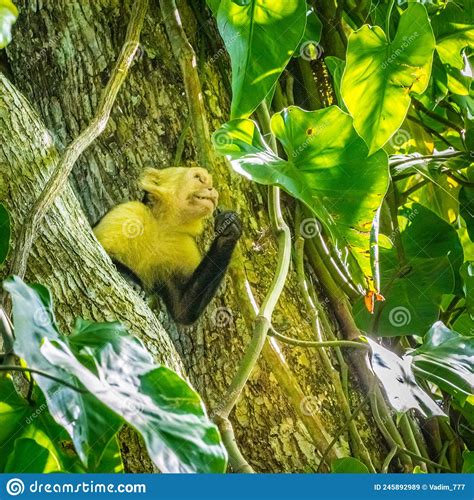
[5,438,61,473]
[4,277,227,473]
[0,0,17,49]
[341,3,435,153]
[366,337,446,418]
[431,0,474,70]
[3,277,122,471]
[410,321,474,404]
[214,0,306,118]
[213,106,389,291]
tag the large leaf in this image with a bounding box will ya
[341,3,435,154]
[366,337,445,418]
[214,0,306,118]
[0,378,75,473]
[0,0,17,48]
[4,438,61,473]
[4,277,227,473]
[213,106,389,292]
[354,204,463,336]
[431,0,474,70]
[410,321,474,404]
[0,203,10,265]
[3,277,121,471]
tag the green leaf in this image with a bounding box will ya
[431,0,474,70]
[459,186,474,242]
[354,204,463,336]
[94,436,124,473]
[410,321,474,404]
[214,0,306,118]
[0,378,75,473]
[0,0,17,49]
[341,3,435,153]
[5,438,61,473]
[4,277,227,473]
[0,377,30,452]
[213,106,389,291]
[3,276,122,471]
[41,337,227,473]
[366,337,446,418]
[461,262,474,318]
[325,56,347,112]
[331,457,369,473]
[462,450,474,473]
[0,203,10,265]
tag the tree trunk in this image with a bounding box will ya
[1,0,386,472]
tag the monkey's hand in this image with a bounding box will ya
[214,210,242,244]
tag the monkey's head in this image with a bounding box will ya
[140,167,219,221]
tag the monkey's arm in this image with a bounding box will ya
[160,211,242,325]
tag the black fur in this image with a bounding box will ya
[158,210,242,325]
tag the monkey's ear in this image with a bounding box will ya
[139,168,163,194]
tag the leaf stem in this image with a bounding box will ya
[0,366,85,392]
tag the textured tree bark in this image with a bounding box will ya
[2,0,386,471]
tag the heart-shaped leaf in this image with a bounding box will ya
[341,3,435,153]
[366,337,446,418]
[410,321,474,404]
[214,106,389,291]
[0,0,17,48]
[213,0,306,118]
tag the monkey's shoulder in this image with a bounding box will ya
[94,201,201,288]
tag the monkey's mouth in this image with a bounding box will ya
[192,192,218,208]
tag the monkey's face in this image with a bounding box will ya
[140,166,218,221]
[184,167,218,219]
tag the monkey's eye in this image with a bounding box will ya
[194,173,205,183]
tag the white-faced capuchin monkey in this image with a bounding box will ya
[94,167,242,324]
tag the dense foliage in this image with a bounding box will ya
[0,0,473,474]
